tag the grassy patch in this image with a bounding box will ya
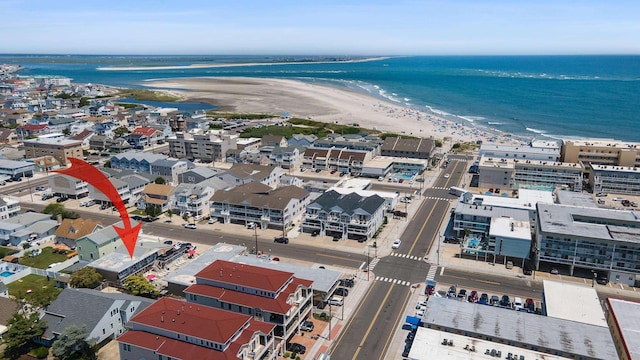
[115,102,142,109]
[19,247,70,269]
[0,246,18,258]
[6,274,61,306]
[240,125,322,139]
[450,142,480,153]
[117,89,181,102]
[206,112,276,120]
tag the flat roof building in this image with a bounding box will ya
[542,280,607,327]
[562,139,640,168]
[480,143,560,161]
[24,137,83,166]
[591,163,640,195]
[605,298,640,360]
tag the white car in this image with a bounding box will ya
[208,217,217,224]
[392,239,401,249]
[183,223,196,229]
[444,173,450,178]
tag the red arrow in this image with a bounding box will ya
[53,158,141,258]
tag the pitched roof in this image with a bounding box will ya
[307,190,386,216]
[209,184,308,210]
[132,127,158,137]
[381,136,434,153]
[54,218,102,240]
[70,129,94,140]
[224,164,277,181]
[195,259,295,293]
[18,124,47,131]
[144,183,174,197]
[129,297,252,344]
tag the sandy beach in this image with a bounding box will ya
[143,77,525,146]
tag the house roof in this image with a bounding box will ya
[195,259,295,293]
[144,183,174,197]
[18,124,47,131]
[121,174,151,189]
[70,129,94,140]
[307,190,385,216]
[129,297,252,345]
[132,127,158,137]
[261,134,286,145]
[224,164,277,181]
[210,184,308,210]
[54,218,102,240]
[185,276,312,315]
[79,221,124,246]
[41,288,152,340]
[381,136,434,154]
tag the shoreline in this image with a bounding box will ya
[97,57,390,71]
[143,76,530,146]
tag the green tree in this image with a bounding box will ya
[166,210,173,222]
[182,212,190,223]
[62,127,71,136]
[434,139,443,147]
[2,312,46,359]
[113,126,130,138]
[145,204,162,218]
[103,160,111,168]
[79,97,90,107]
[69,267,104,289]
[51,325,97,360]
[123,275,158,298]
[154,176,166,185]
[42,204,79,220]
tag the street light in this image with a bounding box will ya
[253,224,259,258]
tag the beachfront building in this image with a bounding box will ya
[287,134,317,148]
[605,298,640,360]
[117,297,277,360]
[24,137,83,166]
[168,131,238,162]
[478,156,584,191]
[209,182,310,230]
[360,156,429,178]
[218,163,282,189]
[48,174,89,199]
[535,203,640,286]
[590,164,640,195]
[261,135,288,148]
[236,137,262,152]
[302,147,373,174]
[561,139,640,168]
[301,190,386,241]
[313,134,382,154]
[184,259,313,341]
[109,151,167,173]
[0,159,35,180]
[480,143,561,162]
[415,297,617,360]
[380,136,435,160]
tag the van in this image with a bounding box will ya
[513,297,523,310]
[328,296,344,306]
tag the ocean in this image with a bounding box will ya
[2,54,639,141]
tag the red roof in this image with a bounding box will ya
[118,331,231,360]
[185,277,312,315]
[195,259,295,293]
[19,124,47,131]
[70,129,93,140]
[129,297,251,344]
[132,127,157,137]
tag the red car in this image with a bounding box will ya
[525,298,535,312]
[468,290,479,303]
[330,169,337,174]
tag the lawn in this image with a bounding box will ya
[6,274,61,307]
[19,247,70,269]
[0,245,18,258]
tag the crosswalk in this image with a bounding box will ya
[426,265,438,281]
[423,196,450,201]
[390,253,423,261]
[431,186,450,190]
[367,257,380,272]
[375,276,412,286]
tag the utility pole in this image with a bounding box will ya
[254,225,259,258]
[367,245,370,281]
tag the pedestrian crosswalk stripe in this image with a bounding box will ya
[391,253,423,261]
[426,265,438,281]
[374,276,411,286]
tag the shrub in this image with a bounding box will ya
[283,352,291,358]
[30,346,49,359]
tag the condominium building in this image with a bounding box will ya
[24,137,83,166]
[218,164,282,189]
[149,159,189,185]
[302,147,373,174]
[381,136,434,160]
[562,139,640,167]
[313,134,382,154]
[480,143,561,162]
[268,146,303,169]
[301,190,386,241]
[0,195,20,220]
[173,179,227,220]
[184,259,313,340]
[209,182,310,230]
[48,174,89,198]
[536,203,640,286]
[0,159,34,179]
[478,156,584,191]
[591,164,640,195]
[168,131,238,162]
[109,151,167,173]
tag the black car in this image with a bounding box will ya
[163,240,173,245]
[500,295,511,307]
[274,237,289,244]
[56,196,68,203]
[457,289,467,301]
[131,215,144,221]
[286,343,306,354]
[339,278,355,287]
[335,287,349,297]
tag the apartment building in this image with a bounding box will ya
[562,139,640,167]
[173,180,226,220]
[24,137,83,166]
[218,164,282,189]
[268,146,303,169]
[209,182,310,230]
[0,195,20,220]
[591,164,640,195]
[184,259,313,341]
[149,159,189,184]
[301,190,386,241]
[381,136,434,160]
[313,134,382,154]
[478,156,584,191]
[168,131,238,162]
[536,203,640,286]
[480,143,561,162]
[110,151,167,173]
[48,174,89,198]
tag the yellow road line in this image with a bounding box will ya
[408,202,438,255]
[351,283,395,360]
[330,278,378,354]
[377,288,413,360]
[424,202,450,257]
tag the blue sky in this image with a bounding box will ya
[1,0,638,55]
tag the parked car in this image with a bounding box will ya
[550,268,559,275]
[447,286,457,298]
[490,295,500,306]
[300,320,314,332]
[56,196,68,203]
[311,230,320,237]
[328,297,344,306]
[183,223,196,229]
[335,287,349,297]
[35,186,46,191]
[500,295,511,307]
[286,343,306,354]
[163,240,173,245]
[444,173,450,178]
[457,289,467,301]
[596,192,607,197]
[274,237,289,244]
[392,239,401,249]
[513,297,524,310]
[208,217,217,224]
[479,293,489,305]
[339,278,354,287]
[525,298,535,312]
[468,290,479,303]
[246,222,256,229]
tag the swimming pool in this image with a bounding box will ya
[0,271,14,277]
[394,173,414,180]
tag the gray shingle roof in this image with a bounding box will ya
[307,190,385,216]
